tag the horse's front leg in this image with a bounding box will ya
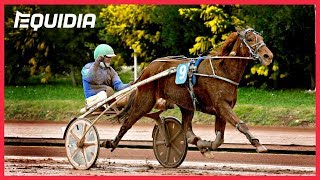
[217,101,268,153]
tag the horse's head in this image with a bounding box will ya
[236,27,273,66]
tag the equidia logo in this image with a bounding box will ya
[14,11,96,31]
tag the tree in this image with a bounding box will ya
[178,5,244,55]
[99,5,211,69]
[5,6,51,85]
[239,5,315,89]
[151,5,210,57]
[5,5,102,86]
[41,5,102,86]
[178,5,315,89]
[99,5,161,68]
[5,5,315,89]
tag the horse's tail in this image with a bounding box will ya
[114,60,162,124]
[114,89,137,124]
[114,66,150,124]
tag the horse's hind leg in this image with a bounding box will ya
[179,107,215,158]
[107,89,156,152]
[179,107,198,145]
[191,116,225,159]
[218,102,267,153]
[212,117,226,149]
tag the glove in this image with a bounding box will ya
[97,56,104,62]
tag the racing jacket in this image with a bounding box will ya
[81,59,129,98]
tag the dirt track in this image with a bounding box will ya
[4,121,316,176]
[4,147,316,176]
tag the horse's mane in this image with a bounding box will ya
[210,32,240,56]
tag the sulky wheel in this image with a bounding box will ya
[152,117,188,168]
[65,118,100,170]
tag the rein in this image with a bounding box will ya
[191,28,265,86]
[191,56,254,86]
[154,56,253,86]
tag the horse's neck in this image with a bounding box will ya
[220,58,248,83]
[214,43,249,83]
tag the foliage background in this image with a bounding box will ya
[4,5,315,89]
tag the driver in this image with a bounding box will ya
[80,44,130,112]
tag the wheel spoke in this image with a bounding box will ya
[165,146,170,163]
[71,147,81,159]
[82,122,87,136]
[157,127,166,140]
[170,142,183,156]
[155,140,166,146]
[83,140,98,148]
[81,148,89,166]
[165,123,171,138]
[70,130,80,142]
[169,129,183,143]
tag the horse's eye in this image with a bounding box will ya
[247,38,253,42]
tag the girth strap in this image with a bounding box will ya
[186,58,201,110]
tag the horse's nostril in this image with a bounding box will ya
[263,54,269,59]
[270,53,274,59]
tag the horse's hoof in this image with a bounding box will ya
[201,151,215,159]
[101,140,112,148]
[256,145,268,153]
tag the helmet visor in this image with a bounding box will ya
[105,54,116,57]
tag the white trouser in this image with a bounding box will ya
[80,91,107,113]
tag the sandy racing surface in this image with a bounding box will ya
[4,146,316,176]
[4,121,316,176]
[4,155,315,176]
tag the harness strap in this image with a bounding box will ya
[193,57,240,86]
[185,56,241,110]
[193,73,239,86]
[187,76,199,110]
[187,59,199,110]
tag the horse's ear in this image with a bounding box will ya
[235,27,242,33]
[236,27,245,37]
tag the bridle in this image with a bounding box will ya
[191,28,268,86]
[239,28,266,63]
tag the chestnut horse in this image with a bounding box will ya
[110,27,273,157]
